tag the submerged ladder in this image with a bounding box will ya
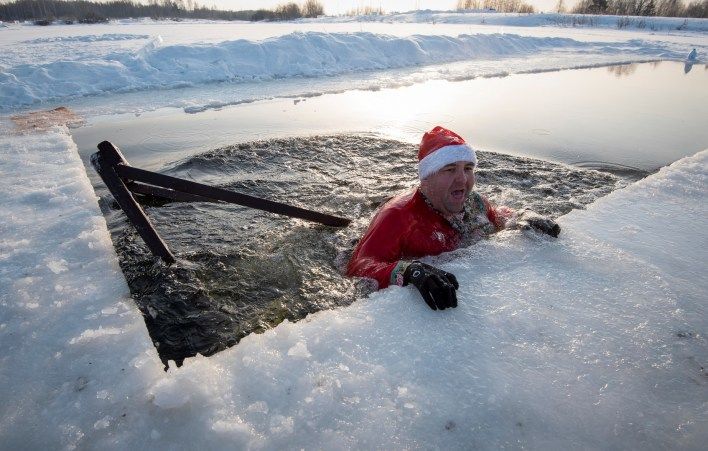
[91,141,351,264]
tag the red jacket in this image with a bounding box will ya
[347,189,508,289]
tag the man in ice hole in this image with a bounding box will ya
[347,126,560,310]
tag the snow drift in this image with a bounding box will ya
[1,30,701,111]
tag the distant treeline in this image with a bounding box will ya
[566,0,707,17]
[0,0,326,23]
[253,0,324,21]
[456,0,535,13]
[457,0,707,16]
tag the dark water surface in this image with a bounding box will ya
[98,135,632,366]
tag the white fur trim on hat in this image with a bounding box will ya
[418,144,477,180]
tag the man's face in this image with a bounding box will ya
[420,161,475,217]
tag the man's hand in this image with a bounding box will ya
[522,216,561,237]
[403,261,459,310]
[516,210,561,238]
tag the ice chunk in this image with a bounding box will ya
[46,258,68,274]
[149,378,191,409]
[287,341,311,358]
[69,327,122,344]
[93,416,111,430]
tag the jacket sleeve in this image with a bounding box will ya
[482,195,516,230]
[346,207,407,290]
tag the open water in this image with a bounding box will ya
[98,135,634,365]
[78,61,707,365]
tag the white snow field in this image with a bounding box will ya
[0,127,706,449]
[1,10,707,450]
[1,14,706,114]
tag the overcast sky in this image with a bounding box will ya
[203,0,564,15]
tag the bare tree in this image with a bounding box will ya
[274,2,301,20]
[684,0,707,16]
[457,0,482,9]
[481,0,535,12]
[657,0,683,15]
[302,0,323,17]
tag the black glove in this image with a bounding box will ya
[524,217,561,237]
[403,261,459,310]
[516,211,561,238]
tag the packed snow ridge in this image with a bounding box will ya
[0,31,699,111]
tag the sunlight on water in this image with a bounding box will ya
[74,61,708,173]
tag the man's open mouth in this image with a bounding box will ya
[451,189,465,200]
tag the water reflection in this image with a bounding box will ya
[605,61,695,77]
[73,61,708,176]
[607,63,638,78]
[683,49,699,74]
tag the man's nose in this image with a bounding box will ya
[453,168,468,184]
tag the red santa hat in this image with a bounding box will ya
[418,126,477,180]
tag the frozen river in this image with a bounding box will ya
[1,14,707,450]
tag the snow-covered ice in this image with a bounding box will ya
[0,10,707,449]
[2,14,706,113]
[0,32,682,110]
[1,126,706,448]
[0,129,162,448]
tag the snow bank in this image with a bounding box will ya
[22,33,150,44]
[0,127,705,448]
[1,30,700,111]
[0,129,163,448]
[333,10,708,32]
